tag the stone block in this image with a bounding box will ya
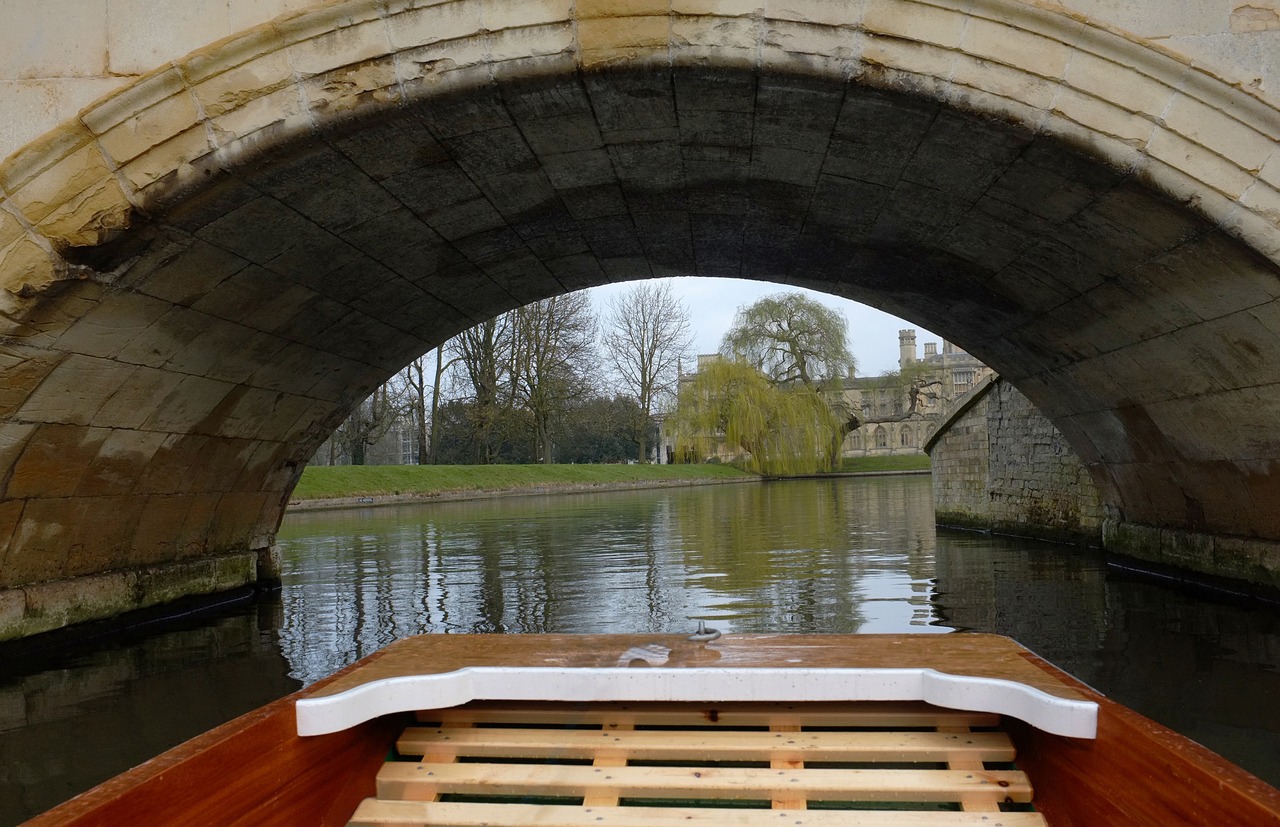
[0,78,122,170]
[672,13,758,52]
[6,424,110,498]
[105,0,234,76]
[53,291,172,360]
[118,124,217,194]
[483,0,573,30]
[950,53,1058,113]
[212,551,257,590]
[385,0,484,50]
[177,493,223,556]
[23,568,135,634]
[1158,526,1215,570]
[0,0,109,79]
[1058,0,1224,39]
[1216,536,1280,587]
[7,140,114,225]
[861,33,958,81]
[64,497,147,578]
[188,41,292,118]
[137,558,216,605]
[490,28,579,80]
[1242,180,1280,228]
[762,0,858,27]
[577,0,669,18]
[863,0,968,49]
[0,348,64,417]
[16,354,138,427]
[1162,92,1276,172]
[36,173,137,249]
[228,0,310,39]
[128,494,194,565]
[963,15,1073,80]
[580,15,670,65]
[75,429,168,497]
[205,82,310,162]
[2,498,88,585]
[0,587,25,640]
[759,19,857,74]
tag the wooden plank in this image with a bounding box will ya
[397,726,1016,763]
[771,722,806,810]
[312,634,1090,703]
[349,798,1050,826]
[376,761,1033,803]
[416,701,1002,730]
[938,725,999,813]
[583,719,631,807]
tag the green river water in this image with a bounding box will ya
[3,475,1279,823]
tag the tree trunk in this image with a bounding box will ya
[429,347,444,464]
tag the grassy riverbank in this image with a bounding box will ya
[291,463,754,500]
[835,455,932,473]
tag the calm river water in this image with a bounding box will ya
[3,475,1280,823]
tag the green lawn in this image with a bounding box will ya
[834,455,932,473]
[291,463,754,500]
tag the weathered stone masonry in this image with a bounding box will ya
[927,379,1280,589]
[926,376,1105,545]
[3,0,1280,638]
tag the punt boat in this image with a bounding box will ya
[22,632,1280,826]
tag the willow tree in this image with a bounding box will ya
[671,358,844,476]
[720,292,858,469]
[721,292,855,388]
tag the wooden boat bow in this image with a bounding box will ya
[295,633,1100,739]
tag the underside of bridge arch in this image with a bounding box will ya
[3,0,1280,638]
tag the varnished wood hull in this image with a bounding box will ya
[22,634,1280,826]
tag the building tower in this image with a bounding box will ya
[898,329,917,370]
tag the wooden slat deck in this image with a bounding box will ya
[348,700,1045,826]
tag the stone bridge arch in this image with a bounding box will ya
[2,0,1280,637]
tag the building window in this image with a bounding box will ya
[900,427,913,447]
[850,430,862,449]
[874,426,888,448]
[953,369,975,391]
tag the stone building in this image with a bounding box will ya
[659,334,992,464]
[839,330,994,458]
[310,416,420,466]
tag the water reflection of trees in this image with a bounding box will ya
[671,478,940,634]
[274,478,945,684]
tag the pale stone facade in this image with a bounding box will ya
[840,330,994,458]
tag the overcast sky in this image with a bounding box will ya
[585,277,943,378]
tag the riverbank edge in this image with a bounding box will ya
[286,474,754,512]
[285,469,932,512]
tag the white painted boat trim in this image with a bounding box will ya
[295,667,1098,739]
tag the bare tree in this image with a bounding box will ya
[332,378,412,465]
[601,280,694,462]
[510,293,598,464]
[448,315,515,464]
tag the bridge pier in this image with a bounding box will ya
[0,551,264,642]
